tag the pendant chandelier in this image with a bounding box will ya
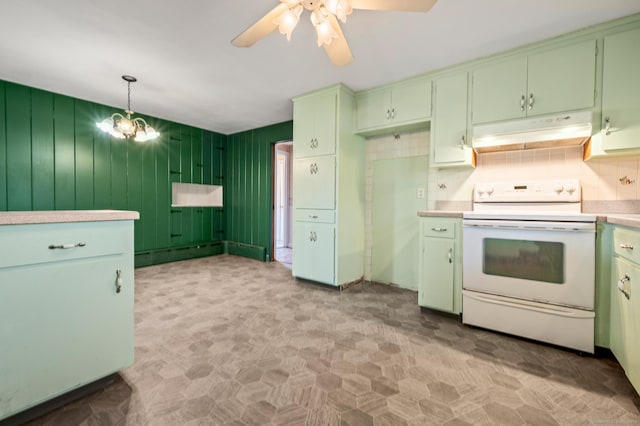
[96,75,159,142]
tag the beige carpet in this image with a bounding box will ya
[25,254,640,425]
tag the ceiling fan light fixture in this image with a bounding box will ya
[273,3,303,40]
[323,0,352,22]
[314,17,338,46]
[96,75,159,142]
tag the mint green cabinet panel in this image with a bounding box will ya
[292,221,335,285]
[472,57,527,124]
[601,28,640,151]
[355,89,389,131]
[391,79,432,125]
[293,155,335,210]
[595,223,613,348]
[6,84,32,211]
[355,78,432,135]
[0,220,134,420]
[75,100,95,210]
[527,39,596,117]
[432,73,471,165]
[293,92,336,158]
[53,95,76,210]
[611,256,640,393]
[371,156,427,291]
[31,89,55,210]
[0,82,5,211]
[418,217,462,314]
[419,237,455,312]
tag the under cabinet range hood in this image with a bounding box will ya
[472,111,592,153]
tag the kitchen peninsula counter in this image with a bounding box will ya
[600,214,640,228]
[0,210,139,225]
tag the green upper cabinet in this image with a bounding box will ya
[430,72,474,167]
[293,91,336,158]
[472,57,527,124]
[293,155,336,210]
[600,27,640,152]
[355,77,432,136]
[472,39,597,124]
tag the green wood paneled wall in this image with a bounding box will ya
[0,79,225,261]
[225,121,293,261]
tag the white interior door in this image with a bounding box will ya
[275,151,290,248]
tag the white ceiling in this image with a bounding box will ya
[1,0,640,135]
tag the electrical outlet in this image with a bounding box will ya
[416,187,425,199]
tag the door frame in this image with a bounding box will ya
[272,141,293,260]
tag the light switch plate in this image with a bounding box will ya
[416,187,425,199]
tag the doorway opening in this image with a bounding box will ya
[274,141,293,267]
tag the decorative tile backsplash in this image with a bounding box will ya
[363,129,640,279]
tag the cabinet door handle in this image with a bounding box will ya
[309,215,318,219]
[619,243,634,250]
[605,117,611,136]
[528,93,534,110]
[390,108,396,119]
[459,135,466,150]
[386,109,390,120]
[520,95,526,111]
[48,242,86,250]
[309,163,318,175]
[431,227,447,232]
[115,269,123,294]
[448,248,453,264]
[618,273,630,300]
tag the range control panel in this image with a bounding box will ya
[473,179,582,203]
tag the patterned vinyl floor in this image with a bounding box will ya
[24,254,640,425]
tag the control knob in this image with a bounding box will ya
[554,185,564,194]
[565,185,576,195]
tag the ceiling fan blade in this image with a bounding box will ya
[232,3,290,47]
[324,15,353,67]
[350,0,437,12]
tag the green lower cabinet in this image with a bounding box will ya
[418,217,462,314]
[610,226,640,394]
[0,219,135,421]
[292,221,335,285]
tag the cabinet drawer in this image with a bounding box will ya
[422,218,456,238]
[294,209,335,224]
[0,221,132,269]
[613,226,640,264]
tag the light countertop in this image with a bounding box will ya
[601,214,640,228]
[0,210,140,225]
[417,210,465,218]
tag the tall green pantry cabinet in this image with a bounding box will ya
[292,84,365,287]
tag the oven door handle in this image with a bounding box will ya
[464,291,594,319]
[463,219,595,232]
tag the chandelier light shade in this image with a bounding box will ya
[96,75,159,142]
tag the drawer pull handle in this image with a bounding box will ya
[618,273,630,300]
[448,248,453,264]
[431,228,447,232]
[48,242,86,250]
[115,269,122,294]
[620,243,634,250]
[309,215,318,219]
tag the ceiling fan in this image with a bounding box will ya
[232,0,437,66]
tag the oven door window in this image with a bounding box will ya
[482,238,564,284]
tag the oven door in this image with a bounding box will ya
[463,219,595,309]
